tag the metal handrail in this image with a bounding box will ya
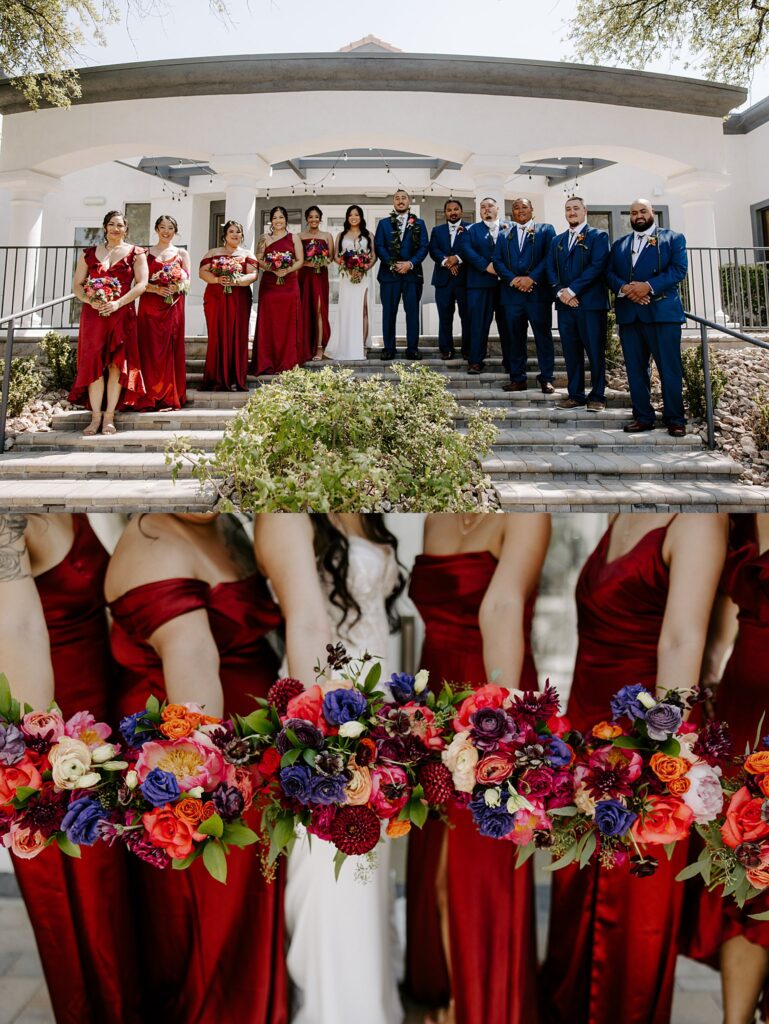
[684,311,769,451]
[0,293,75,454]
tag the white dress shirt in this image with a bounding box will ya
[631,221,657,266]
[486,219,501,243]
[442,221,464,267]
[568,222,588,249]
[516,219,534,248]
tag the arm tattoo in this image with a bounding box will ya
[0,515,30,582]
[219,515,257,580]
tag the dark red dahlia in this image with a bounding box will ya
[125,831,171,869]
[420,762,454,805]
[22,789,68,838]
[268,677,305,716]
[330,805,381,856]
[692,721,735,768]
[513,682,561,722]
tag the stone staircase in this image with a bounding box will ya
[1,335,768,512]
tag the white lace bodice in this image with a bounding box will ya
[339,233,371,254]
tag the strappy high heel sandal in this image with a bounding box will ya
[83,413,102,436]
[101,413,117,435]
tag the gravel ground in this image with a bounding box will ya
[3,391,72,451]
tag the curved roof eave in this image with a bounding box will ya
[0,51,746,118]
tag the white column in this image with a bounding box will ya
[464,154,519,222]
[212,155,270,252]
[223,181,257,250]
[0,171,61,318]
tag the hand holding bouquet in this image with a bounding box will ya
[264,250,295,285]
[210,255,243,294]
[83,276,122,314]
[340,248,372,284]
[304,239,330,275]
[151,262,190,304]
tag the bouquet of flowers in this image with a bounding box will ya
[304,239,330,274]
[150,262,190,304]
[237,645,468,876]
[209,255,243,294]
[339,248,372,284]
[83,276,121,307]
[440,682,576,858]
[264,250,294,285]
[105,698,261,883]
[548,685,725,877]
[0,674,126,861]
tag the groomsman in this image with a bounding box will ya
[459,197,509,374]
[374,190,429,360]
[494,197,556,393]
[547,196,610,410]
[429,198,471,359]
[605,198,688,436]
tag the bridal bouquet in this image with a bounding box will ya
[304,239,330,274]
[0,674,126,860]
[264,249,294,284]
[83,275,121,306]
[209,255,243,294]
[339,248,372,284]
[238,645,468,875]
[548,685,725,877]
[105,698,261,882]
[150,261,190,304]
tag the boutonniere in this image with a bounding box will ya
[647,236,658,247]
[575,233,586,245]
[456,225,465,235]
[526,226,536,238]
[406,215,416,229]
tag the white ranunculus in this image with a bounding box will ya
[339,721,365,739]
[49,737,92,789]
[681,761,724,824]
[74,772,101,790]
[442,731,479,793]
[91,743,119,764]
[414,670,429,694]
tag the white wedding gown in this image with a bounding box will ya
[284,536,404,1024]
[326,236,372,361]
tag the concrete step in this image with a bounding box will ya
[0,451,194,480]
[12,430,225,452]
[483,450,738,481]
[0,478,215,512]
[488,428,702,449]
[494,479,769,512]
[48,408,237,432]
[185,372,571,397]
[184,356,569,373]
[455,408,655,428]
[453,388,632,407]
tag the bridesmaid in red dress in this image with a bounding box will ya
[542,512,728,1024]
[251,206,304,376]
[199,220,258,391]
[68,210,148,434]
[685,513,769,1024]
[0,513,141,1024]
[406,513,551,1024]
[133,214,189,409]
[298,206,334,362]
[106,512,291,1024]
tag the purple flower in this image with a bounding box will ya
[610,685,650,722]
[513,683,561,722]
[693,721,735,767]
[470,707,517,752]
[629,854,658,878]
[594,799,637,837]
[323,689,367,727]
[644,703,683,742]
[276,719,324,754]
[279,764,313,804]
[140,768,181,808]
[545,737,573,768]
[212,783,245,822]
[520,767,555,798]
[61,797,109,846]
[119,712,155,749]
[309,773,348,806]
[315,750,345,777]
[125,830,171,868]
[469,788,516,839]
[0,723,26,766]
[389,673,427,706]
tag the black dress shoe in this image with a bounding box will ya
[440,350,455,361]
[380,351,396,361]
[540,381,556,395]
[405,350,423,361]
[503,381,527,392]
[624,419,655,433]
[467,363,484,375]
[668,424,686,437]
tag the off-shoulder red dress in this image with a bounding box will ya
[109,574,288,1024]
[133,252,187,409]
[68,246,146,407]
[200,253,255,391]
[13,514,142,1024]
[543,517,688,1024]
[251,235,302,376]
[406,551,540,1024]
[298,237,331,361]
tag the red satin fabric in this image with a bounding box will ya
[543,520,688,1024]
[13,515,142,1024]
[130,252,187,409]
[200,255,255,391]
[298,239,331,360]
[109,574,288,1024]
[68,247,146,407]
[406,551,540,1024]
[251,235,302,375]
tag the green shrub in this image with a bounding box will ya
[752,387,769,453]
[168,364,498,512]
[720,264,768,327]
[39,331,76,392]
[682,346,727,419]
[605,310,623,369]
[0,356,44,418]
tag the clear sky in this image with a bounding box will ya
[74,0,769,110]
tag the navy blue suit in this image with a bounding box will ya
[429,221,470,356]
[606,228,688,426]
[547,225,610,403]
[458,221,510,368]
[374,212,429,355]
[493,222,557,384]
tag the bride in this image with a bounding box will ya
[254,513,406,1024]
[326,205,377,361]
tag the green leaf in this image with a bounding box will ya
[171,850,200,870]
[197,812,224,838]
[55,834,81,859]
[280,747,303,767]
[659,739,681,757]
[663,841,676,861]
[202,841,228,884]
[749,909,769,921]
[221,823,259,848]
[146,694,160,716]
[239,710,274,736]
[515,843,536,869]
[0,674,11,718]
[302,748,318,768]
[13,786,38,803]
[549,805,578,817]
[271,814,296,853]
[612,736,644,750]
[409,799,428,830]
[363,662,382,692]
[579,830,598,868]
[545,844,579,871]
[676,861,705,883]
[333,849,347,881]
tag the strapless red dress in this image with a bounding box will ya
[109,574,288,1024]
[200,254,255,391]
[298,238,331,361]
[132,252,187,409]
[251,235,302,375]
[68,246,146,407]
[543,518,688,1024]
[12,515,142,1024]
[406,551,539,1024]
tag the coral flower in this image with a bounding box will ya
[135,736,229,792]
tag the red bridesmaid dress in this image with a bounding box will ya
[406,551,540,1024]
[200,254,255,391]
[109,574,288,1024]
[298,238,331,361]
[12,514,142,1024]
[68,246,146,407]
[131,252,187,409]
[251,235,302,375]
[543,516,687,1024]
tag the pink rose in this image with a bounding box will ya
[21,711,64,744]
[369,765,408,819]
[631,796,694,846]
[285,685,328,734]
[307,805,337,842]
[8,823,46,859]
[64,712,111,749]
[142,806,195,860]
[398,705,444,750]
[547,715,572,738]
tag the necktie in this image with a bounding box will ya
[632,234,647,267]
[568,231,577,250]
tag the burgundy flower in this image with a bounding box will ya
[736,842,764,868]
[212,783,245,822]
[693,722,735,768]
[125,831,171,869]
[629,854,659,878]
[420,762,454,805]
[513,682,561,722]
[515,743,547,770]
[330,805,381,856]
[470,707,518,752]
[519,767,555,798]
[21,789,68,839]
[585,759,635,800]
[268,678,305,716]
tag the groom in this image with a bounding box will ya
[374,190,429,360]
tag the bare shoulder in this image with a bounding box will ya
[0,515,29,582]
[105,515,196,602]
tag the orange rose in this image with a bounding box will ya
[162,704,199,724]
[159,716,196,740]
[747,866,769,889]
[721,786,769,848]
[0,758,42,806]
[631,796,694,846]
[142,806,196,859]
[592,721,623,740]
[760,778,769,800]
[668,776,691,796]
[386,819,411,839]
[175,797,205,825]
[744,752,769,775]
[200,801,216,821]
[650,753,690,784]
